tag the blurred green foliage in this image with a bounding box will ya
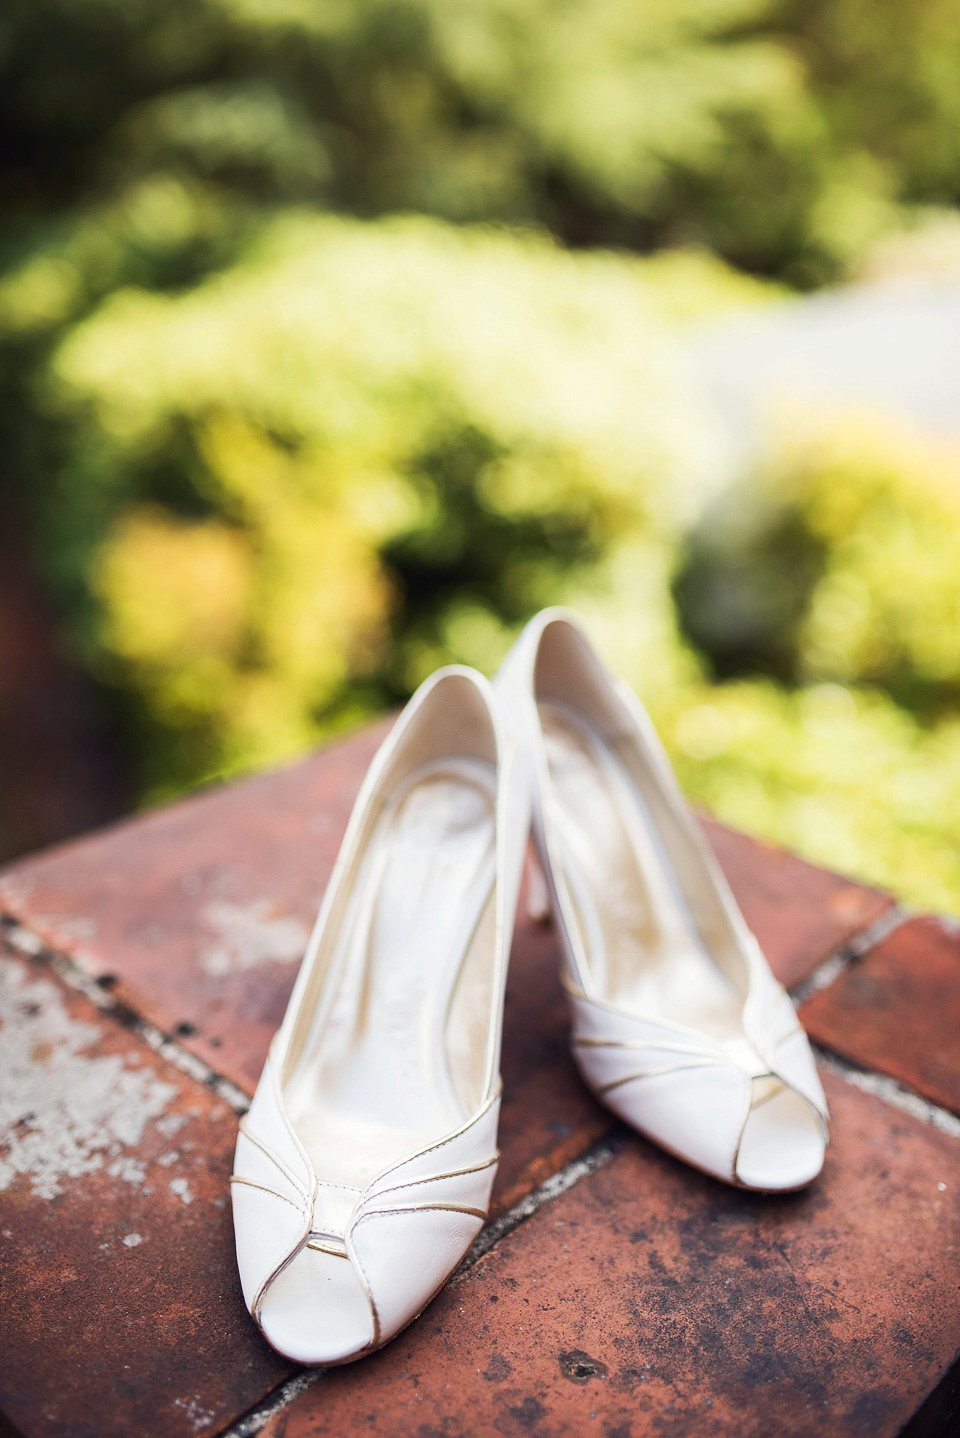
[676,413,960,707]
[3,0,960,911]
[40,214,717,793]
[4,0,960,285]
[663,416,960,912]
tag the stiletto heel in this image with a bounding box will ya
[525,849,552,925]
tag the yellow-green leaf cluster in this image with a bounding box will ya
[51,214,712,791]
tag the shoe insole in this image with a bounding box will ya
[284,759,497,1188]
[540,703,742,1040]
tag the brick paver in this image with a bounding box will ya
[0,721,392,1094]
[0,940,289,1438]
[802,915,960,1116]
[496,897,611,1211]
[0,732,887,1102]
[699,819,891,990]
[0,720,952,1438]
[261,1074,960,1438]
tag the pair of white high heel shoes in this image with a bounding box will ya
[231,609,829,1365]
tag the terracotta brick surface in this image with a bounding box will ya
[0,940,288,1438]
[802,915,960,1116]
[0,717,950,1438]
[0,723,887,1106]
[0,722,893,1225]
[495,901,610,1212]
[700,819,891,990]
[0,720,393,1095]
[261,1073,960,1438]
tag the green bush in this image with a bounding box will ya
[3,0,960,288]
[651,411,960,912]
[665,676,960,915]
[4,1,960,913]
[41,214,718,794]
[676,412,960,710]
[35,208,960,916]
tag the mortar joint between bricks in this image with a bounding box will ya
[0,914,251,1115]
[790,902,908,1007]
[216,1128,627,1437]
[816,1047,960,1140]
[217,1371,325,1438]
[453,1127,626,1279]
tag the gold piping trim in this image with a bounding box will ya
[357,1201,487,1222]
[251,1226,314,1328]
[368,1154,498,1202]
[747,1077,786,1111]
[237,1117,310,1199]
[596,1060,718,1094]
[306,1237,349,1258]
[574,1037,723,1056]
[362,1089,502,1194]
[229,1175,304,1210]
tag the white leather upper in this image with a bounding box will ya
[496,608,829,1191]
[232,667,529,1363]
[232,1061,501,1362]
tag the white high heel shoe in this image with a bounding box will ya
[497,609,828,1191]
[231,667,529,1364]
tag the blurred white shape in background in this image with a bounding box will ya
[692,279,960,477]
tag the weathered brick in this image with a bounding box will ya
[0,716,946,1438]
[0,940,288,1438]
[701,819,891,990]
[0,731,887,1102]
[802,914,960,1115]
[0,721,392,1094]
[261,1073,960,1438]
[495,893,610,1212]
[0,723,891,1225]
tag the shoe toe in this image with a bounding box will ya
[735,1085,826,1191]
[257,1246,375,1365]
